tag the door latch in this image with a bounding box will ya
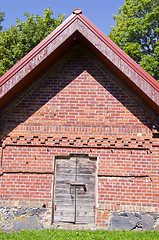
[70,183,87,192]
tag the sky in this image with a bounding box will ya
[0,0,125,36]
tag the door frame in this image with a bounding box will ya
[51,154,97,224]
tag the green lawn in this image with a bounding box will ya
[0,229,159,240]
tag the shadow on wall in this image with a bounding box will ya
[0,44,155,139]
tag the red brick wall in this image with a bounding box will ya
[98,149,151,176]
[3,146,54,173]
[0,46,159,226]
[98,176,152,206]
[1,173,52,204]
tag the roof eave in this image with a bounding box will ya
[0,12,159,114]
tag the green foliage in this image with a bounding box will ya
[0,9,5,31]
[109,0,159,80]
[0,8,65,76]
[0,229,159,240]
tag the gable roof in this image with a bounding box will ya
[0,9,159,114]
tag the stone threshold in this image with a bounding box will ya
[51,222,96,230]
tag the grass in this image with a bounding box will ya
[0,229,159,240]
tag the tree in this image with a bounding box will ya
[0,8,65,76]
[109,0,159,80]
[0,9,5,31]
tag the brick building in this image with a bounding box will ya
[0,9,159,230]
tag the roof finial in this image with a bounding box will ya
[73,9,82,15]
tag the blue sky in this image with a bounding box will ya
[1,0,125,35]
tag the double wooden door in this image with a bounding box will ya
[53,155,96,224]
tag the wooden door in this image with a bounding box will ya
[53,156,96,224]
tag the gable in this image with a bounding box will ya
[1,45,154,142]
[0,10,159,115]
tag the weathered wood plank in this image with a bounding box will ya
[76,158,96,223]
[54,158,76,223]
